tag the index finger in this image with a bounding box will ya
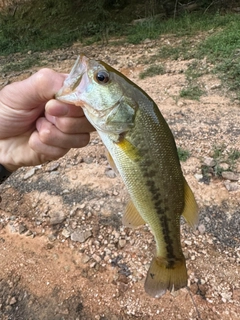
[45,99,85,117]
[1,69,66,110]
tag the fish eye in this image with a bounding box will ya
[95,70,110,84]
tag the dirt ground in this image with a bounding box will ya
[0,36,240,320]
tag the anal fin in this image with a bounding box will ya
[182,178,199,229]
[122,200,146,228]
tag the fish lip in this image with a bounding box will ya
[55,55,89,104]
[56,54,124,118]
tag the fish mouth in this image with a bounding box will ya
[55,55,89,105]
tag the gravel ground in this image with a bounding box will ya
[0,36,239,319]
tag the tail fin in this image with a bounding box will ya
[144,257,187,298]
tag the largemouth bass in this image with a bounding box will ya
[56,55,199,298]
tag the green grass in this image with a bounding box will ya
[192,17,240,96]
[1,55,43,73]
[0,2,239,100]
[129,13,240,100]
[127,12,238,44]
[139,64,165,79]
[180,85,204,101]
[177,147,190,162]
[0,1,121,55]
[210,145,240,177]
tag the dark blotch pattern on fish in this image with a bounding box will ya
[140,156,176,265]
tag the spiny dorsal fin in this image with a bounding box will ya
[182,178,199,229]
[122,199,146,228]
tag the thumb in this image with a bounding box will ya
[0,69,66,110]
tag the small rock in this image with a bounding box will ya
[48,234,57,242]
[90,262,96,268]
[25,230,33,237]
[203,157,216,167]
[8,223,17,233]
[49,211,66,225]
[62,228,70,238]
[224,181,239,192]
[71,228,92,243]
[198,224,206,234]
[18,223,27,234]
[222,171,239,181]
[82,254,90,264]
[62,189,70,194]
[104,168,116,179]
[219,162,229,170]
[194,173,203,181]
[118,238,126,248]
[92,253,102,263]
[143,38,152,44]
[9,296,17,305]
[83,156,94,164]
[23,168,36,180]
[45,162,60,172]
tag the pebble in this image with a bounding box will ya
[49,211,66,225]
[198,224,206,234]
[104,168,116,179]
[9,296,17,305]
[222,171,239,181]
[219,162,229,170]
[62,228,70,238]
[203,157,216,167]
[45,162,60,172]
[83,156,94,164]
[82,254,91,264]
[224,181,239,192]
[48,234,57,242]
[71,228,92,243]
[18,223,27,234]
[118,239,126,248]
[194,173,203,181]
[8,223,18,233]
[92,253,102,263]
[23,168,36,180]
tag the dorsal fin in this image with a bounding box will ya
[182,178,199,229]
[122,199,146,228]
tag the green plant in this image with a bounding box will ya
[212,144,225,160]
[177,147,190,162]
[179,85,204,100]
[139,64,165,79]
[1,55,42,73]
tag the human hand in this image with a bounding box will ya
[0,68,94,172]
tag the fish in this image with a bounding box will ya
[56,55,199,298]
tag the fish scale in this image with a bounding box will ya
[56,55,199,298]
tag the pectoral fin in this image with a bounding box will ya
[182,178,199,229]
[122,200,146,228]
[106,150,119,174]
[116,138,140,162]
